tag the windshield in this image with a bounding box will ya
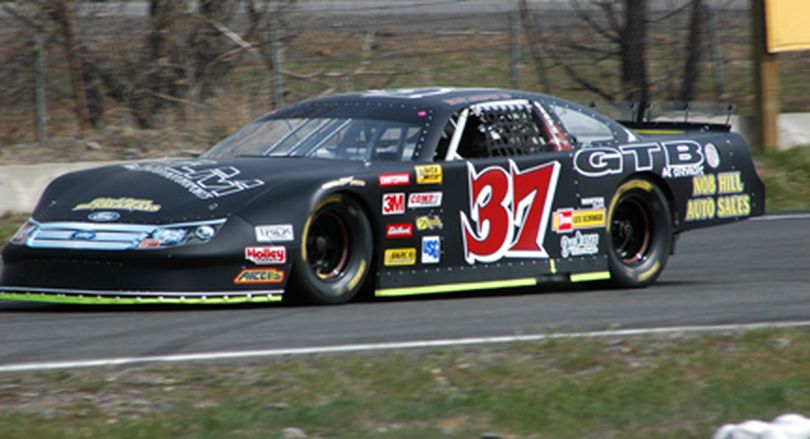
[203,117,426,161]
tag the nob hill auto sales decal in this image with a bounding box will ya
[461,160,560,264]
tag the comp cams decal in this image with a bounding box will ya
[574,141,705,179]
[460,160,560,264]
[234,268,285,284]
[685,171,750,221]
[255,224,294,242]
[408,192,442,209]
[384,248,417,266]
[123,162,264,200]
[245,246,287,265]
[73,197,161,213]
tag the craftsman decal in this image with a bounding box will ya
[378,173,410,187]
[460,160,560,264]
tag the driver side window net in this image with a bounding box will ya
[457,103,547,159]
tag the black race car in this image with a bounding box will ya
[0,88,764,305]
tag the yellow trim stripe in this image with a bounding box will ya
[0,292,282,305]
[633,128,685,135]
[376,278,537,297]
[570,271,611,283]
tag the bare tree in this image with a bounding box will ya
[518,0,551,93]
[679,0,705,101]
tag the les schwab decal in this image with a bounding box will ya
[460,160,560,264]
[73,197,161,213]
[574,140,718,179]
[234,268,285,284]
[685,171,751,221]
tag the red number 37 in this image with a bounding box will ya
[460,160,560,264]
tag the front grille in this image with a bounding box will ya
[28,222,154,250]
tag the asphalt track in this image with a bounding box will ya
[1,214,808,368]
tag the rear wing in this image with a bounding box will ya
[590,101,735,135]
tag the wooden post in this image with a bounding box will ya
[34,32,47,143]
[752,0,779,150]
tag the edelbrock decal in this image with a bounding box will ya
[460,160,560,264]
[123,162,264,200]
[255,224,294,242]
[386,223,413,239]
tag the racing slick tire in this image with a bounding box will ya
[290,194,373,304]
[604,178,672,288]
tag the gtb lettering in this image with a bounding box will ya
[460,160,560,264]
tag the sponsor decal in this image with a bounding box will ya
[573,141,705,179]
[408,192,442,209]
[73,197,161,212]
[414,164,443,184]
[71,230,97,241]
[685,171,750,221]
[552,208,606,233]
[87,211,121,222]
[255,224,294,242]
[245,246,287,265]
[382,193,406,215]
[421,236,441,264]
[321,176,366,190]
[234,268,285,284]
[386,223,413,239]
[580,197,605,209]
[378,173,410,187]
[384,248,417,267]
[460,160,560,264]
[415,215,443,231]
[123,161,264,200]
[704,143,721,169]
[560,231,599,258]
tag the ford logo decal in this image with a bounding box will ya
[88,211,120,222]
[71,230,97,241]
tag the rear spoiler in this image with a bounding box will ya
[589,101,735,135]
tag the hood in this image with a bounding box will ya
[32,158,367,224]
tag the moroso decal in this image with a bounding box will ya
[552,208,606,233]
[384,248,417,266]
[73,197,161,212]
[234,268,285,284]
[123,162,264,199]
[416,215,443,231]
[386,223,413,239]
[382,193,406,215]
[415,164,443,184]
[408,192,442,209]
[255,224,294,242]
[573,141,705,179]
[245,246,287,265]
[460,160,560,264]
[378,173,410,187]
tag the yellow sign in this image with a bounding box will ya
[766,0,810,53]
[73,197,161,212]
[414,164,443,184]
[552,208,606,233]
[384,248,417,267]
[233,268,285,284]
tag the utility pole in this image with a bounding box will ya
[752,0,779,150]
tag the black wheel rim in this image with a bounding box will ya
[306,211,350,281]
[611,196,652,265]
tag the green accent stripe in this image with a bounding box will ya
[570,271,611,283]
[0,292,282,305]
[375,278,537,297]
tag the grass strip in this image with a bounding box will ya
[1,328,810,438]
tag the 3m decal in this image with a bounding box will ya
[386,223,413,239]
[384,248,417,266]
[73,197,161,212]
[255,224,294,242]
[552,208,606,233]
[245,246,287,265]
[321,176,366,190]
[573,141,705,179]
[422,236,441,264]
[234,268,285,284]
[382,193,406,215]
[378,173,410,187]
[408,192,442,209]
[460,160,560,264]
[686,172,749,222]
[415,164,443,184]
[123,162,264,199]
[415,215,443,231]
[560,231,599,258]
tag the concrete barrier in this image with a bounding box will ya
[0,161,121,214]
[733,113,810,150]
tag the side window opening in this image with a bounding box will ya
[551,104,616,145]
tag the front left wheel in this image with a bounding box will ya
[290,194,372,304]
